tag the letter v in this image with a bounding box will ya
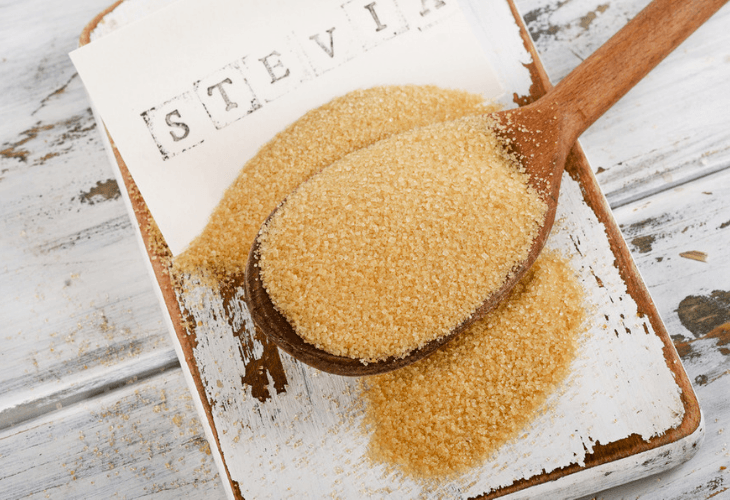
[309,28,336,58]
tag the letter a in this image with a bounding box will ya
[420,0,446,16]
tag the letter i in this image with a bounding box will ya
[363,2,387,32]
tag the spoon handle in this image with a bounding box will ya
[549,0,728,143]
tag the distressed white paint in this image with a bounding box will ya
[0,0,178,429]
[581,168,730,500]
[0,370,222,499]
[177,173,697,500]
[615,170,730,347]
[0,0,222,496]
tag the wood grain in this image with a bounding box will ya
[577,168,730,500]
[0,0,179,430]
[0,370,222,499]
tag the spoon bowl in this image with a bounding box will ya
[245,0,728,376]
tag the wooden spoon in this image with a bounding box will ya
[245,0,728,376]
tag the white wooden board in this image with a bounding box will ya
[0,0,179,430]
[578,166,730,500]
[0,369,222,499]
[175,171,700,499]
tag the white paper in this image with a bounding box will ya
[71,0,504,255]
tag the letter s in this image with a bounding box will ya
[165,110,190,142]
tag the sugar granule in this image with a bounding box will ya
[257,115,547,362]
[361,250,585,477]
[174,85,492,277]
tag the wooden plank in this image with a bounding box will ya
[172,172,703,499]
[577,167,730,499]
[0,369,224,499]
[0,0,114,124]
[516,0,730,208]
[0,0,179,429]
[616,167,730,382]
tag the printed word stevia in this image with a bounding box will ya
[141,0,452,160]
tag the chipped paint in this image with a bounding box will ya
[0,124,54,163]
[220,279,287,402]
[621,215,670,234]
[675,323,730,360]
[523,1,610,43]
[0,112,98,168]
[621,216,674,254]
[631,234,656,253]
[79,179,121,205]
[680,250,708,262]
[522,4,563,43]
[677,290,730,338]
[176,275,288,406]
[579,3,610,29]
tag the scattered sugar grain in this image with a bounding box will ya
[174,85,493,277]
[361,251,586,477]
[258,115,546,361]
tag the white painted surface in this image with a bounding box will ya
[581,168,730,500]
[177,173,694,500]
[1,0,729,498]
[0,369,221,499]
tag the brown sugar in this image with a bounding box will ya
[174,85,494,277]
[257,115,547,362]
[361,250,585,477]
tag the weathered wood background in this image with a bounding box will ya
[1,0,728,498]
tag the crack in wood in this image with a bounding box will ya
[31,73,79,116]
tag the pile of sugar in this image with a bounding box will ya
[174,85,493,277]
[257,115,547,362]
[361,251,585,477]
